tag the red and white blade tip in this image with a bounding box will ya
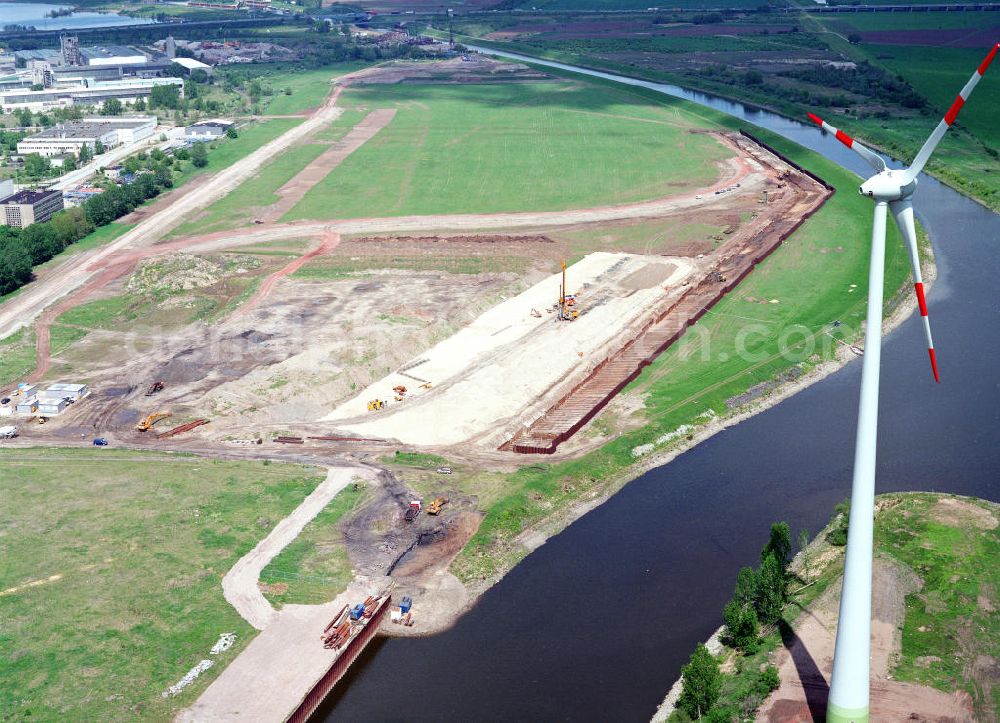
[928,348,940,384]
[806,112,855,149]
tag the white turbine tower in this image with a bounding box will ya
[807,41,998,723]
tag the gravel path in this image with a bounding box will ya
[221,465,374,630]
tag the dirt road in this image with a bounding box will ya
[221,465,375,631]
[263,108,398,222]
[233,231,341,316]
[758,555,975,722]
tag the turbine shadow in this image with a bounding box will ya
[777,618,829,721]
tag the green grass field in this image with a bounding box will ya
[283,81,734,221]
[875,493,1000,718]
[171,109,366,237]
[0,450,326,721]
[172,118,304,189]
[450,119,914,582]
[258,64,369,115]
[0,327,36,387]
[833,10,1000,32]
[258,483,368,606]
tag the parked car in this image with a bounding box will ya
[0,397,9,405]
[93,437,109,446]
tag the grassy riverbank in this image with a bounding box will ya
[0,449,326,721]
[659,492,998,721]
[454,32,1000,212]
[448,91,916,584]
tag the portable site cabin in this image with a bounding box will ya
[37,397,67,415]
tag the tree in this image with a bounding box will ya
[61,155,76,172]
[77,143,92,164]
[133,97,147,112]
[190,142,208,168]
[94,139,105,155]
[722,598,759,654]
[756,553,786,625]
[677,644,722,719]
[101,98,124,116]
[23,153,52,178]
[0,232,32,295]
[761,522,792,572]
[733,566,757,610]
[14,108,32,127]
[225,126,238,139]
[149,85,181,110]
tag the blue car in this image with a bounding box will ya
[93,438,109,446]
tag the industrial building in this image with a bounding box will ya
[0,77,183,112]
[16,117,156,157]
[42,382,88,400]
[81,45,150,67]
[185,119,234,140]
[170,57,213,76]
[0,190,64,228]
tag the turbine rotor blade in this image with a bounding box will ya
[903,42,999,183]
[890,199,939,382]
[806,112,886,173]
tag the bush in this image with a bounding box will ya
[826,498,850,546]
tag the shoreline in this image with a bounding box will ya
[383,241,936,641]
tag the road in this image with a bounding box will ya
[0,82,349,342]
[221,465,375,631]
[47,128,175,192]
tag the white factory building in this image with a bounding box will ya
[17,117,156,157]
[0,77,183,112]
[81,45,149,67]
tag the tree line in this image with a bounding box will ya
[0,165,173,296]
[671,522,798,722]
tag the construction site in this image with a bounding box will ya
[0,55,839,721]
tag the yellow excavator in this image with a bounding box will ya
[367,399,386,412]
[137,411,172,432]
[427,497,448,515]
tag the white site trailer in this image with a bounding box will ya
[0,425,18,439]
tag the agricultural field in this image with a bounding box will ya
[283,81,734,220]
[0,449,327,721]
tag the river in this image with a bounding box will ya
[0,2,154,29]
[320,49,1000,721]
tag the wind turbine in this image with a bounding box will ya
[806,41,998,723]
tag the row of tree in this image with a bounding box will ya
[673,523,796,721]
[0,162,175,295]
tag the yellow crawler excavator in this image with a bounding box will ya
[137,411,172,432]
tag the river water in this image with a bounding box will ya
[320,49,1000,721]
[0,2,153,29]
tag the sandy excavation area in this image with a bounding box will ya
[322,252,693,446]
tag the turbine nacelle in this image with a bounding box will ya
[858,170,917,202]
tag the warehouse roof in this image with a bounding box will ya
[3,189,61,205]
